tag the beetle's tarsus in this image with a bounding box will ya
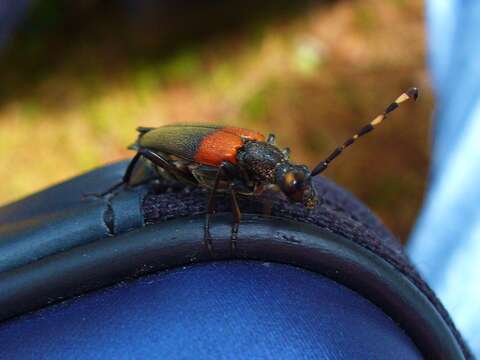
[82,181,125,200]
[230,226,238,255]
[229,184,241,256]
[204,234,214,255]
[204,216,215,257]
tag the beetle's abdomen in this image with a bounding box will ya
[137,125,265,166]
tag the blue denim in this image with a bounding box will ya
[408,1,480,356]
[0,262,421,359]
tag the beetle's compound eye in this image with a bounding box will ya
[276,164,316,207]
[282,170,308,194]
[277,166,313,204]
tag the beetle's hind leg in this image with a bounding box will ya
[139,149,196,186]
[83,148,187,200]
[82,152,144,199]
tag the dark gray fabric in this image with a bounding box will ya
[144,176,471,358]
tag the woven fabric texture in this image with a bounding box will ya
[143,175,469,358]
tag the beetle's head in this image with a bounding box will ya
[275,163,317,208]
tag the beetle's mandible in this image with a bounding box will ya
[105,87,418,254]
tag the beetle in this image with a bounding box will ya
[106,87,418,254]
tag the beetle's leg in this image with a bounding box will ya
[82,181,124,199]
[267,133,276,145]
[139,149,183,178]
[221,159,249,254]
[122,152,143,185]
[282,147,291,160]
[101,151,145,193]
[83,152,143,199]
[139,149,195,185]
[229,183,241,254]
[220,161,239,179]
[204,163,228,255]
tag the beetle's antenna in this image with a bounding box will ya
[310,87,419,177]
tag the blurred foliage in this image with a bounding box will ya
[0,0,432,242]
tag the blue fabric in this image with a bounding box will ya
[0,261,421,359]
[408,1,480,356]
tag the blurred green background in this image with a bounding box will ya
[0,0,432,242]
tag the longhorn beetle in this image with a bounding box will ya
[110,87,418,253]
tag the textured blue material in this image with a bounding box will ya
[0,261,421,359]
[0,162,126,227]
[408,1,480,355]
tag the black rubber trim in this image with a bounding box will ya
[0,214,464,360]
[0,183,149,274]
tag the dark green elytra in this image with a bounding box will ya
[131,124,266,166]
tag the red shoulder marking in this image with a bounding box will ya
[194,127,265,166]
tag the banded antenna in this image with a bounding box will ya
[311,87,419,177]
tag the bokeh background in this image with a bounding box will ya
[0,0,431,242]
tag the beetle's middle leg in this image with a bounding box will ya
[229,184,241,254]
[203,161,241,255]
[204,163,228,255]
